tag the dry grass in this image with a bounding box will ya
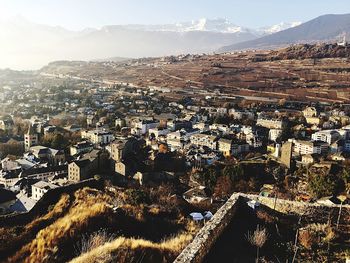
[298,229,315,250]
[8,188,113,263]
[298,223,338,249]
[26,194,71,231]
[5,186,199,263]
[246,225,269,263]
[69,233,194,263]
[246,225,269,249]
[75,229,116,256]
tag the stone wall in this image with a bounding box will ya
[174,194,241,263]
[239,193,350,216]
[174,193,350,262]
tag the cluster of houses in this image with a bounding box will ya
[1,78,350,214]
[288,107,350,164]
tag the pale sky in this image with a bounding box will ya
[1,0,349,29]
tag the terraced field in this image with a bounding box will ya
[40,45,350,103]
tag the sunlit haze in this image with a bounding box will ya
[0,0,349,69]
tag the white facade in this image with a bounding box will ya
[209,124,230,134]
[32,181,58,201]
[269,129,282,142]
[81,130,114,145]
[134,120,159,135]
[229,109,254,120]
[70,141,94,156]
[190,134,218,150]
[294,140,329,155]
[311,130,341,144]
[148,128,170,139]
[257,116,286,129]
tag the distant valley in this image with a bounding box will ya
[0,17,299,70]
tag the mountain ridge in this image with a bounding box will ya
[0,17,300,70]
[219,13,350,52]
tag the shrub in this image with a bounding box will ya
[75,229,115,256]
[124,189,150,205]
[298,229,316,250]
[308,174,342,199]
[246,225,269,262]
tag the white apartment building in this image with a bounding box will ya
[311,130,341,144]
[70,141,94,156]
[81,130,114,145]
[218,138,250,157]
[190,134,218,150]
[133,119,159,135]
[209,124,230,134]
[268,129,283,142]
[228,109,254,120]
[293,140,329,155]
[32,181,58,201]
[257,116,286,129]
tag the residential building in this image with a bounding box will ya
[305,116,321,125]
[303,107,318,118]
[167,120,192,132]
[132,119,159,135]
[110,140,126,162]
[268,129,283,142]
[209,124,230,134]
[228,109,254,120]
[0,117,14,131]
[218,138,249,157]
[86,115,98,127]
[30,146,65,166]
[20,165,68,181]
[81,129,114,145]
[115,161,131,177]
[218,139,233,157]
[115,118,126,128]
[148,127,170,139]
[190,134,218,150]
[32,181,58,201]
[293,140,329,155]
[311,130,341,144]
[70,141,94,156]
[281,142,293,169]
[257,115,286,129]
[24,124,39,151]
[301,154,316,165]
[68,150,100,182]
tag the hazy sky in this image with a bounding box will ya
[1,0,349,29]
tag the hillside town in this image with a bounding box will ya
[2,1,350,262]
[1,73,350,215]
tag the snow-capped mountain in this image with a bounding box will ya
[118,18,251,34]
[219,14,350,52]
[0,17,302,70]
[120,18,299,35]
[258,21,302,35]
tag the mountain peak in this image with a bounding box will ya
[219,13,350,52]
[175,18,238,33]
[259,21,302,35]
